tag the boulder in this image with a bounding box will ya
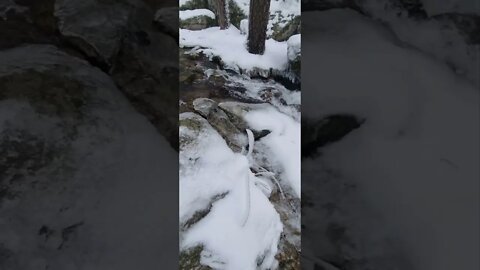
[192,98,247,152]
[272,15,301,42]
[154,6,179,39]
[54,0,152,67]
[180,12,216,30]
[0,44,178,269]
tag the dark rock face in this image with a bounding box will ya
[0,1,180,268]
[0,0,179,148]
[52,0,180,148]
[154,7,180,40]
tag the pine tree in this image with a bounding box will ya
[247,0,270,54]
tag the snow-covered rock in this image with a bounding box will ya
[240,18,248,35]
[192,98,247,152]
[287,34,301,80]
[179,112,283,270]
[0,44,178,269]
[180,26,289,74]
[302,9,479,270]
[180,9,216,30]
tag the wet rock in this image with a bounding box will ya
[272,15,301,42]
[302,115,364,158]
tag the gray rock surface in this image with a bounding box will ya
[0,44,178,270]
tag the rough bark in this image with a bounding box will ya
[247,0,270,54]
[216,0,228,29]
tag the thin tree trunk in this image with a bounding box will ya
[216,0,228,29]
[247,0,270,54]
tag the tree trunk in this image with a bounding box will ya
[247,0,270,55]
[216,0,228,29]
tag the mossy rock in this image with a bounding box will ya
[0,70,88,120]
[272,15,301,42]
[180,15,217,30]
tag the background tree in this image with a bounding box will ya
[216,0,228,29]
[247,0,270,54]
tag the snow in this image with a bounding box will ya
[0,45,179,270]
[240,18,248,35]
[302,9,479,270]
[244,106,301,198]
[287,34,301,61]
[233,0,300,17]
[180,26,289,72]
[270,0,300,16]
[180,113,283,270]
[179,9,215,20]
[360,0,480,87]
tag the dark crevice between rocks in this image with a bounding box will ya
[302,114,364,159]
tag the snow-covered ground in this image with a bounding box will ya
[180,113,283,270]
[302,9,479,270]
[180,27,289,72]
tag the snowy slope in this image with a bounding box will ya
[180,113,283,270]
[302,9,479,270]
[0,45,178,270]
